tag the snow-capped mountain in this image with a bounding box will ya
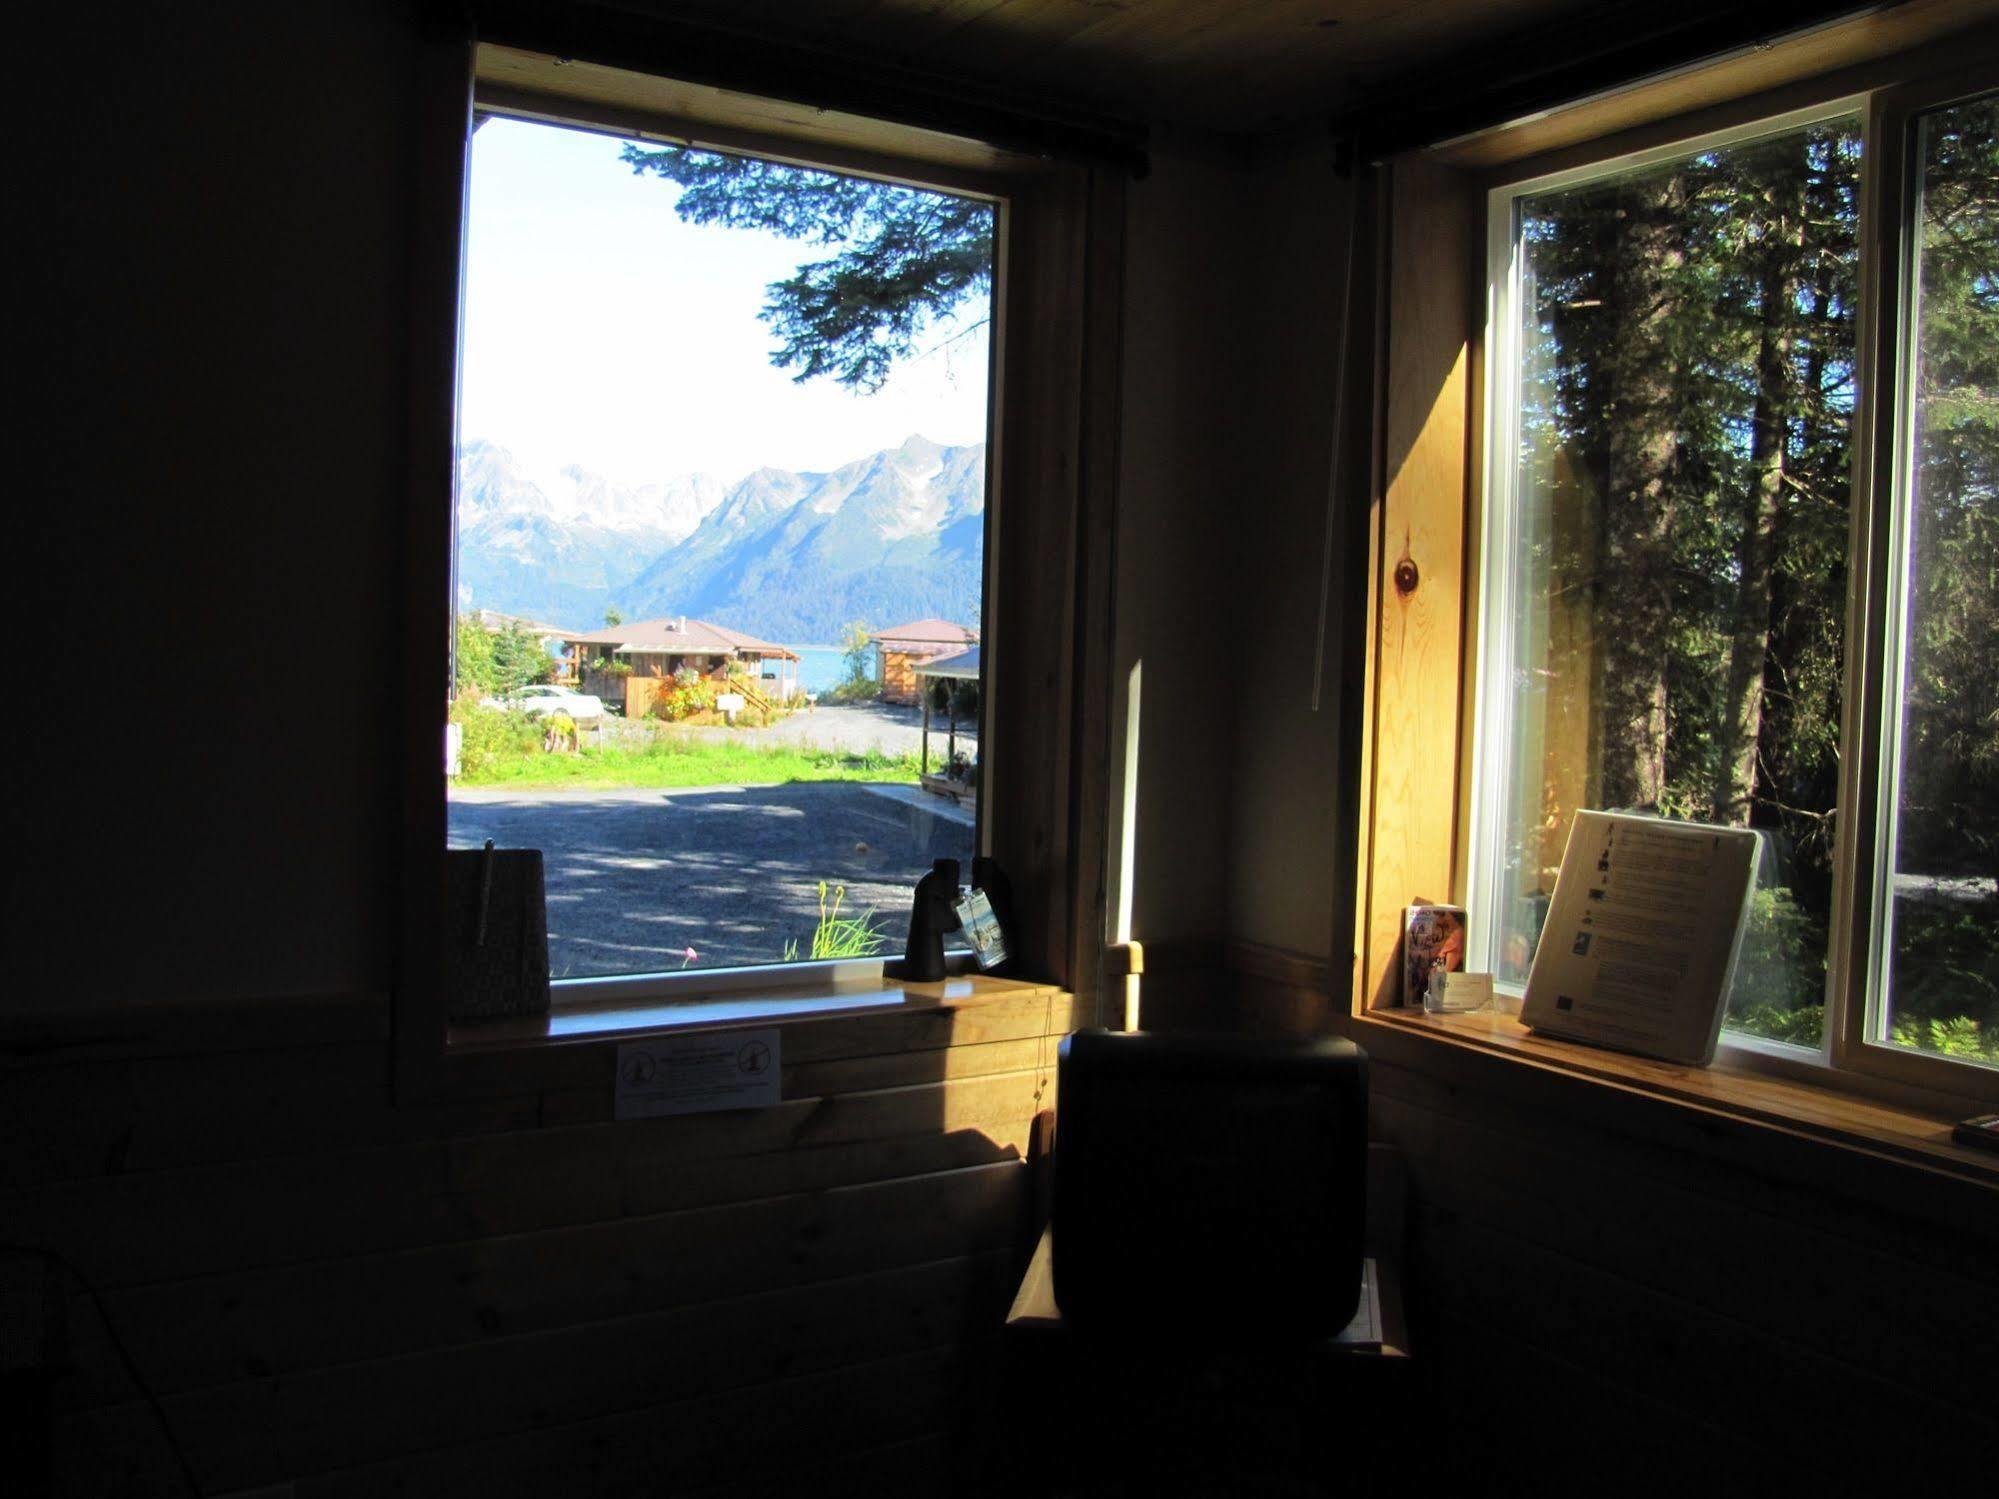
[455,435,985,641]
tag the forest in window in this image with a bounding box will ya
[1489,105,1999,1066]
[1881,93,1999,1065]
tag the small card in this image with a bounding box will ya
[1428,971,1493,1014]
[953,888,1010,969]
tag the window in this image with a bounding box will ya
[1472,85,1999,1091]
[448,104,996,993]
[1869,90,1999,1067]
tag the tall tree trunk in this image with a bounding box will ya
[1594,178,1683,812]
[1715,153,1808,824]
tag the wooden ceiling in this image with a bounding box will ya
[632,0,1606,132]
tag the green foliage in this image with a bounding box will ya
[1727,886,1825,1032]
[652,671,719,722]
[827,620,883,702]
[454,616,555,696]
[781,882,892,962]
[604,606,624,627]
[1897,98,1999,891]
[1727,999,1826,1049]
[451,732,926,789]
[1885,898,1999,1054]
[448,694,539,778]
[1889,1015,1999,1062]
[621,145,994,391]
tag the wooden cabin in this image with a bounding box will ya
[874,618,979,704]
[562,616,800,714]
[14,4,1997,1497]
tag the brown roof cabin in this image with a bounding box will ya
[873,618,978,705]
[562,616,799,715]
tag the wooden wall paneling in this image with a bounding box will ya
[59,1254,1014,1495]
[6,1067,1056,1290]
[0,991,389,1069]
[1408,1203,1990,1479]
[0,1041,539,1189]
[1356,154,1478,1013]
[64,1163,1024,1403]
[1407,1264,1779,1494]
[21,983,1070,1495]
[1370,1090,1996,1404]
[1359,1031,1999,1271]
[191,1348,957,1499]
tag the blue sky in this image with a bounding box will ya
[460,116,993,487]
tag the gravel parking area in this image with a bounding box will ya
[448,781,974,978]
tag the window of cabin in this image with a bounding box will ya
[1470,86,1999,1092]
[447,106,995,992]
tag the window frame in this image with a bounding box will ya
[453,92,1004,1006]
[395,30,1127,1102]
[1839,65,1999,1093]
[1462,75,1999,1102]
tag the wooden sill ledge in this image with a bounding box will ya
[447,972,1064,1053]
[1354,1007,1998,1186]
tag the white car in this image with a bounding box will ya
[490,683,606,724]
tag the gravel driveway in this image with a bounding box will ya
[448,781,974,978]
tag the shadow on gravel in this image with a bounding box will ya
[447,781,974,977]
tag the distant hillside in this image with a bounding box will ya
[456,435,985,642]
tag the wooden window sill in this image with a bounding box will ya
[448,973,1065,1053]
[1353,1007,1998,1186]
[434,974,1076,1100]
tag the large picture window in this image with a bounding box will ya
[448,105,996,990]
[1473,88,1998,1088]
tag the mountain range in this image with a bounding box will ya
[456,435,984,642]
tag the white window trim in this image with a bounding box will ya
[1466,89,1999,1100]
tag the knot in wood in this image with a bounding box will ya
[1393,557,1420,596]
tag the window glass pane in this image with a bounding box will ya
[449,116,993,980]
[1487,117,1863,1049]
[1879,94,1999,1067]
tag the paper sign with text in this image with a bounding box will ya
[615,1029,781,1119]
[1519,811,1758,1066]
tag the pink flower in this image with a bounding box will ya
[681,947,699,967]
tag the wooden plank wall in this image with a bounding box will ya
[1369,1045,1999,1491]
[1199,946,1999,1491]
[1,988,1077,1498]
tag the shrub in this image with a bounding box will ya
[653,672,718,722]
[781,882,892,962]
[449,693,540,776]
[827,620,883,702]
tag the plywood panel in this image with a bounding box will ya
[1357,154,1478,1012]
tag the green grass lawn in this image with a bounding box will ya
[454,734,926,789]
